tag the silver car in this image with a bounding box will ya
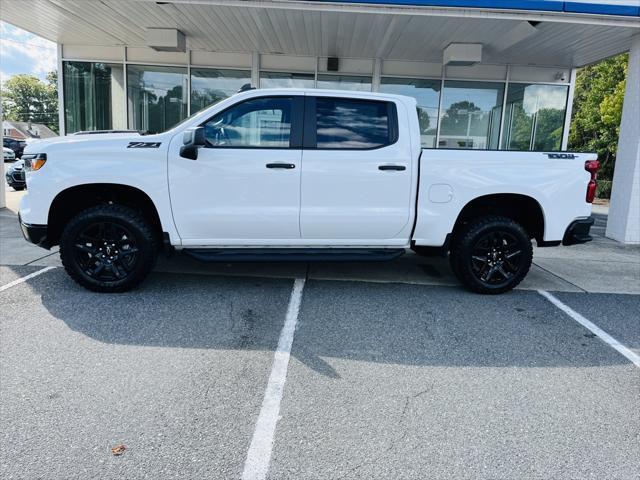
[3,146,16,162]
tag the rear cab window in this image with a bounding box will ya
[304,97,398,150]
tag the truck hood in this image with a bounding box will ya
[23,132,163,154]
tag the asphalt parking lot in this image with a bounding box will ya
[1,191,639,479]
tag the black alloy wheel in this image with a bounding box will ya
[469,230,524,286]
[60,205,157,292]
[450,215,533,294]
[72,221,139,282]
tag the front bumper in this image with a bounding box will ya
[563,217,595,246]
[18,213,50,248]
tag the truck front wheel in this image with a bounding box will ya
[60,205,158,292]
[450,215,532,294]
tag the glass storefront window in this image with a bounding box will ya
[501,83,569,151]
[438,81,504,150]
[316,74,372,91]
[379,77,440,148]
[260,72,315,88]
[190,68,251,114]
[127,65,188,134]
[63,61,126,134]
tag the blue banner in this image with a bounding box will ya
[320,1,640,17]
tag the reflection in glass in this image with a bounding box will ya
[379,77,440,147]
[202,97,292,148]
[316,98,389,149]
[316,75,372,91]
[502,83,568,151]
[127,65,188,134]
[63,61,126,133]
[260,72,315,88]
[438,81,504,149]
[191,68,251,114]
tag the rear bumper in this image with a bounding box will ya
[563,217,595,246]
[18,213,50,249]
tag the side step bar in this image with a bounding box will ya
[182,248,405,263]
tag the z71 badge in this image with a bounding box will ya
[127,141,162,148]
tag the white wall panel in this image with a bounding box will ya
[62,45,123,62]
[126,47,188,65]
[260,54,317,72]
[318,57,373,74]
[446,64,508,81]
[190,51,252,68]
[510,66,571,83]
[382,60,442,78]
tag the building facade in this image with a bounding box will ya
[1,0,639,241]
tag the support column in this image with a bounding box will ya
[606,34,640,244]
[57,44,66,136]
[561,68,577,151]
[251,52,260,88]
[372,58,382,92]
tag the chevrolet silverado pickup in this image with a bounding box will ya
[18,88,598,294]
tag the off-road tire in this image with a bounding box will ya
[60,204,158,292]
[449,215,533,294]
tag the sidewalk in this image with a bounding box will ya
[1,190,638,293]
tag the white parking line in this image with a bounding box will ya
[538,290,640,368]
[242,278,306,480]
[0,266,56,292]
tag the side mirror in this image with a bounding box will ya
[180,127,206,160]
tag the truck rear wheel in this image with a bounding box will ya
[60,205,158,292]
[450,215,532,294]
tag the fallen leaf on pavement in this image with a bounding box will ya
[111,444,127,456]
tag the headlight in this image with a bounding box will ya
[22,153,47,171]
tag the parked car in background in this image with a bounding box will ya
[3,138,27,158]
[3,146,16,162]
[5,159,26,191]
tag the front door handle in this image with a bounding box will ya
[378,165,406,171]
[266,163,296,169]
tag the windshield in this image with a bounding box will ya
[161,97,228,134]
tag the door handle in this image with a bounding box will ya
[266,163,296,169]
[378,165,406,171]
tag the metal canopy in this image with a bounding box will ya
[0,0,638,67]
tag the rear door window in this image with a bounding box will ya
[308,97,398,150]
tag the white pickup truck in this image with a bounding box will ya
[18,88,598,294]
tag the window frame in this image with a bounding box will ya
[302,96,399,151]
[199,95,304,150]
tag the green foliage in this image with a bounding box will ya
[569,54,628,183]
[507,104,564,151]
[1,72,59,133]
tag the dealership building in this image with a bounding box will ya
[1,0,639,242]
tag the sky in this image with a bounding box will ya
[0,21,57,84]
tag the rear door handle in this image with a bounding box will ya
[266,163,296,169]
[378,165,406,171]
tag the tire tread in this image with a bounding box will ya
[450,215,533,295]
[60,204,158,292]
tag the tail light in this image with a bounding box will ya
[585,160,600,203]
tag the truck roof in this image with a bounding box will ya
[234,87,418,105]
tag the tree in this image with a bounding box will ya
[1,72,59,133]
[440,101,482,136]
[569,54,627,182]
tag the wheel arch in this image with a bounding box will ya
[452,193,546,244]
[47,183,164,247]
